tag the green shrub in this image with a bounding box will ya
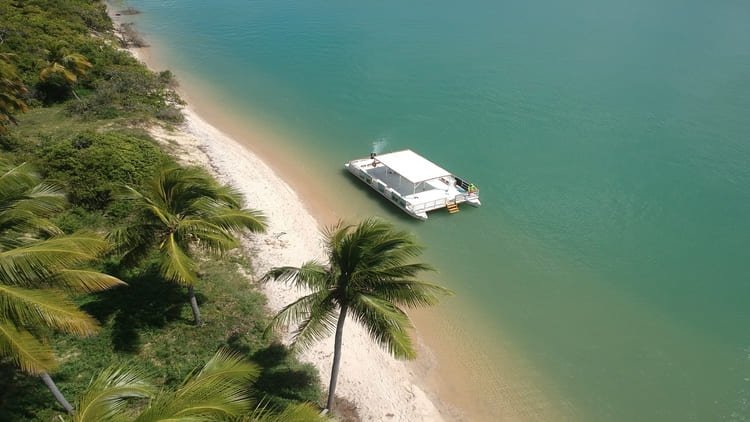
[66,67,184,122]
[37,131,172,210]
[52,206,107,233]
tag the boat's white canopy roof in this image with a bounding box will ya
[375,149,452,184]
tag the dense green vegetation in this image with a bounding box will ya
[0,1,322,420]
[63,349,326,422]
[1,1,452,420]
[0,161,124,413]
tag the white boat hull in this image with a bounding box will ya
[345,155,480,220]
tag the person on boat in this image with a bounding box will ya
[468,183,478,194]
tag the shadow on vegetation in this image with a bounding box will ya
[249,343,322,410]
[0,363,65,421]
[83,263,188,353]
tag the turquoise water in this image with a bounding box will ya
[118,0,750,420]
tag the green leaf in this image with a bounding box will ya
[0,322,56,375]
[53,269,126,293]
[159,233,197,286]
[74,366,155,422]
[136,348,259,421]
[0,283,100,336]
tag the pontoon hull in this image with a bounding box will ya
[344,151,480,220]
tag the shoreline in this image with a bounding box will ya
[147,107,447,421]
[110,11,454,421]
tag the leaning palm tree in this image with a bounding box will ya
[39,48,92,101]
[262,218,452,412]
[0,161,125,412]
[67,348,328,422]
[111,165,266,325]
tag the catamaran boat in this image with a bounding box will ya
[345,149,481,220]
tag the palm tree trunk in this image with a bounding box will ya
[326,304,348,412]
[40,372,73,413]
[187,285,203,326]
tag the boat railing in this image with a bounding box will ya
[410,198,447,213]
[454,177,479,196]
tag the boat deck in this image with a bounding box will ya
[345,150,480,220]
[364,164,465,198]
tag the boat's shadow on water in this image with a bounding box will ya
[338,169,478,225]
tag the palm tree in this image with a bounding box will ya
[0,161,125,412]
[111,165,266,325]
[0,53,29,133]
[262,218,452,412]
[39,47,92,101]
[67,348,328,422]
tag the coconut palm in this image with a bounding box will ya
[262,218,452,412]
[111,165,266,325]
[0,53,28,133]
[0,161,125,412]
[67,348,328,422]
[39,47,92,101]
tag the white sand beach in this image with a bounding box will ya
[148,106,446,422]
[122,37,448,420]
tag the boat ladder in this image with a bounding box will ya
[446,201,460,214]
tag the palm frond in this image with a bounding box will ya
[366,279,453,308]
[107,223,161,264]
[355,262,435,283]
[265,291,328,337]
[321,220,351,268]
[192,348,261,385]
[61,53,92,77]
[243,401,329,422]
[264,290,341,352]
[159,233,197,286]
[349,294,416,359]
[0,212,62,240]
[0,233,110,287]
[73,366,155,422]
[0,284,100,336]
[0,183,65,231]
[0,162,39,199]
[19,182,66,212]
[119,184,174,229]
[0,322,56,374]
[177,218,238,254]
[203,207,267,234]
[40,62,77,82]
[53,269,126,293]
[261,261,330,291]
[286,293,339,351]
[0,163,63,238]
[137,348,258,421]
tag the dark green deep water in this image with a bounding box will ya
[119,1,750,419]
